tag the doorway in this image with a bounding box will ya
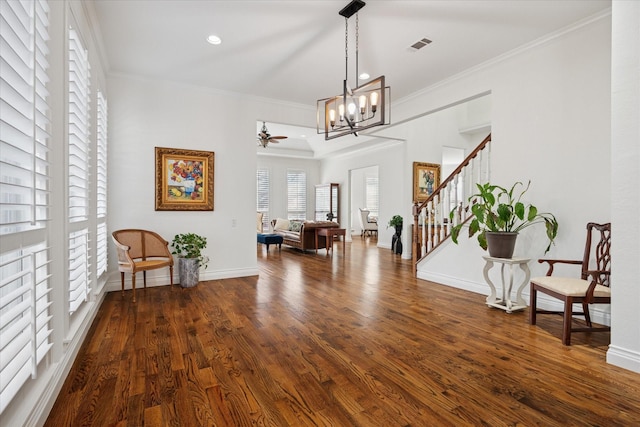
[349,165,379,238]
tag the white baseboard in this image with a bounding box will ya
[416,270,492,297]
[416,270,611,326]
[607,345,640,374]
[106,267,259,293]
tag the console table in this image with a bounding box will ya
[316,228,346,254]
[482,256,531,313]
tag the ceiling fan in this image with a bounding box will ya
[257,121,287,148]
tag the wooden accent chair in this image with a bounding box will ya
[529,222,611,345]
[112,229,174,302]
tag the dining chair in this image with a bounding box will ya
[529,222,611,345]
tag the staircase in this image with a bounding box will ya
[411,134,492,275]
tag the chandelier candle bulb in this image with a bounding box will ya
[338,104,345,122]
[348,102,356,121]
[329,109,336,127]
[370,91,378,113]
[359,95,367,114]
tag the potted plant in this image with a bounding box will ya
[388,215,404,254]
[171,233,208,287]
[449,181,558,258]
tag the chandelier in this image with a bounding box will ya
[317,0,390,141]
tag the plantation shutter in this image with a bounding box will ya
[0,0,52,414]
[68,26,90,223]
[95,91,107,277]
[0,0,50,234]
[287,169,306,220]
[256,168,269,232]
[68,228,89,314]
[365,174,379,218]
[67,26,90,313]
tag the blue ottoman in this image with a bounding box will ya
[257,233,283,252]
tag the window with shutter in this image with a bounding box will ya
[0,0,52,414]
[256,169,269,232]
[287,170,306,220]
[365,174,379,219]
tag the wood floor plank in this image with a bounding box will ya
[45,237,640,426]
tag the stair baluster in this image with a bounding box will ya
[412,133,492,276]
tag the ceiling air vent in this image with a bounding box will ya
[409,38,432,51]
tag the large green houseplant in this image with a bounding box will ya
[449,181,558,257]
[387,215,403,229]
[171,233,208,287]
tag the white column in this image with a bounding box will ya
[608,0,640,373]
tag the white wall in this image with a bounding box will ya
[413,15,612,287]
[106,75,316,288]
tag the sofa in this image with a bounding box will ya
[271,218,340,251]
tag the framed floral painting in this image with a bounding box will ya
[155,147,214,211]
[413,162,441,203]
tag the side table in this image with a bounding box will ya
[316,228,346,254]
[482,256,531,313]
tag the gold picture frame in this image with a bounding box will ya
[155,147,214,211]
[413,162,441,203]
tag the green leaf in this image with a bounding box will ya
[497,204,512,223]
[514,202,525,220]
[451,225,461,243]
[478,232,487,250]
[469,218,480,236]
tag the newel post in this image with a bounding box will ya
[412,202,419,277]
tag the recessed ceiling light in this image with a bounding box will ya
[300,134,307,138]
[206,35,222,45]
[359,72,370,80]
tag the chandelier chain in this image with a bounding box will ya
[344,17,349,81]
[355,12,359,85]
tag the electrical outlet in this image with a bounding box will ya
[231,219,237,228]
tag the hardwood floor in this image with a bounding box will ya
[45,237,640,426]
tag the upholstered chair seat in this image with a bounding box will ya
[530,277,611,298]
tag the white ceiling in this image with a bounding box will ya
[93,0,610,157]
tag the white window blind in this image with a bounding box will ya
[0,0,51,235]
[68,229,89,314]
[315,185,329,221]
[0,0,51,413]
[256,168,269,232]
[287,170,306,220]
[68,27,90,223]
[365,174,379,218]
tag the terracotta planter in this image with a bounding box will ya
[178,257,200,288]
[485,232,518,258]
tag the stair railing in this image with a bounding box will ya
[412,133,492,275]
